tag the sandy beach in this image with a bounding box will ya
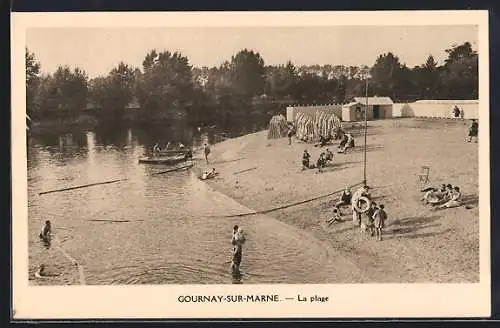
[198,118,479,283]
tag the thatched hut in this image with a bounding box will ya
[267,114,289,139]
[294,109,342,143]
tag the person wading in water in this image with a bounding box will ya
[231,225,246,278]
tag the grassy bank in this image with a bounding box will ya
[199,118,479,283]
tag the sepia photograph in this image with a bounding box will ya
[12,11,490,319]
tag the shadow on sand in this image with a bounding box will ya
[386,215,452,239]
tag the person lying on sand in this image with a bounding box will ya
[34,264,60,279]
[325,207,342,225]
[302,150,311,170]
[422,184,447,204]
[373,204,388,241]
[427,184,452,205]
[207,168,218,179]
[436,186,462,209]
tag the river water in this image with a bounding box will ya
[28,121,356,285]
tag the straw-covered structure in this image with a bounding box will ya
[294,109,342,142]
[267,114,289,139]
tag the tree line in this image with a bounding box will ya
[25,42,478,125]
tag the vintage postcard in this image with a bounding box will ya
[11,10,490,319]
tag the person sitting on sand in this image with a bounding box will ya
[178,142,185,149]
[373,204,388,241]
[468,119,478,143]
[324,148,334,163]
[204,143,211,164]
[319,134,333,147]
[302,150,311,170]
[335,187,352,213]
[338,132,354,154]
[339,132,348,149]
[436,186,462,209]
[325,207,342,225]
[333,127,344,140]
[316,153,327,173]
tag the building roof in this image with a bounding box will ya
[354,97,394,105]
[414,99,478,104]
[342,102,359,108]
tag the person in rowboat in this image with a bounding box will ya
[152,142,161,155]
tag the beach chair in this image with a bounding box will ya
[417,166,431,185]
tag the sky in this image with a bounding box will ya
[26,25,478,78]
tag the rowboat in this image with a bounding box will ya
[138,154,190,165]
[153,149,190,156]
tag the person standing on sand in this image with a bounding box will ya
[204,143,211,164]
[365,201,378,237]
[352,185,370,226]
[468,119,478,143]
[373,204,387,241]
[287,126,293,145]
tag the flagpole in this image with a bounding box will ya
[363,76,368,186]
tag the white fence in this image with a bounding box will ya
[393,100,479,120]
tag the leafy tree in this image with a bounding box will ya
[33,66,89,118]
[229,49,266,97]
[25,48,41,117]
[438,42,478,99]
[136,49,194,119]
[413,55,440,99]
[89,62,136,118]
[265,61,298,100]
